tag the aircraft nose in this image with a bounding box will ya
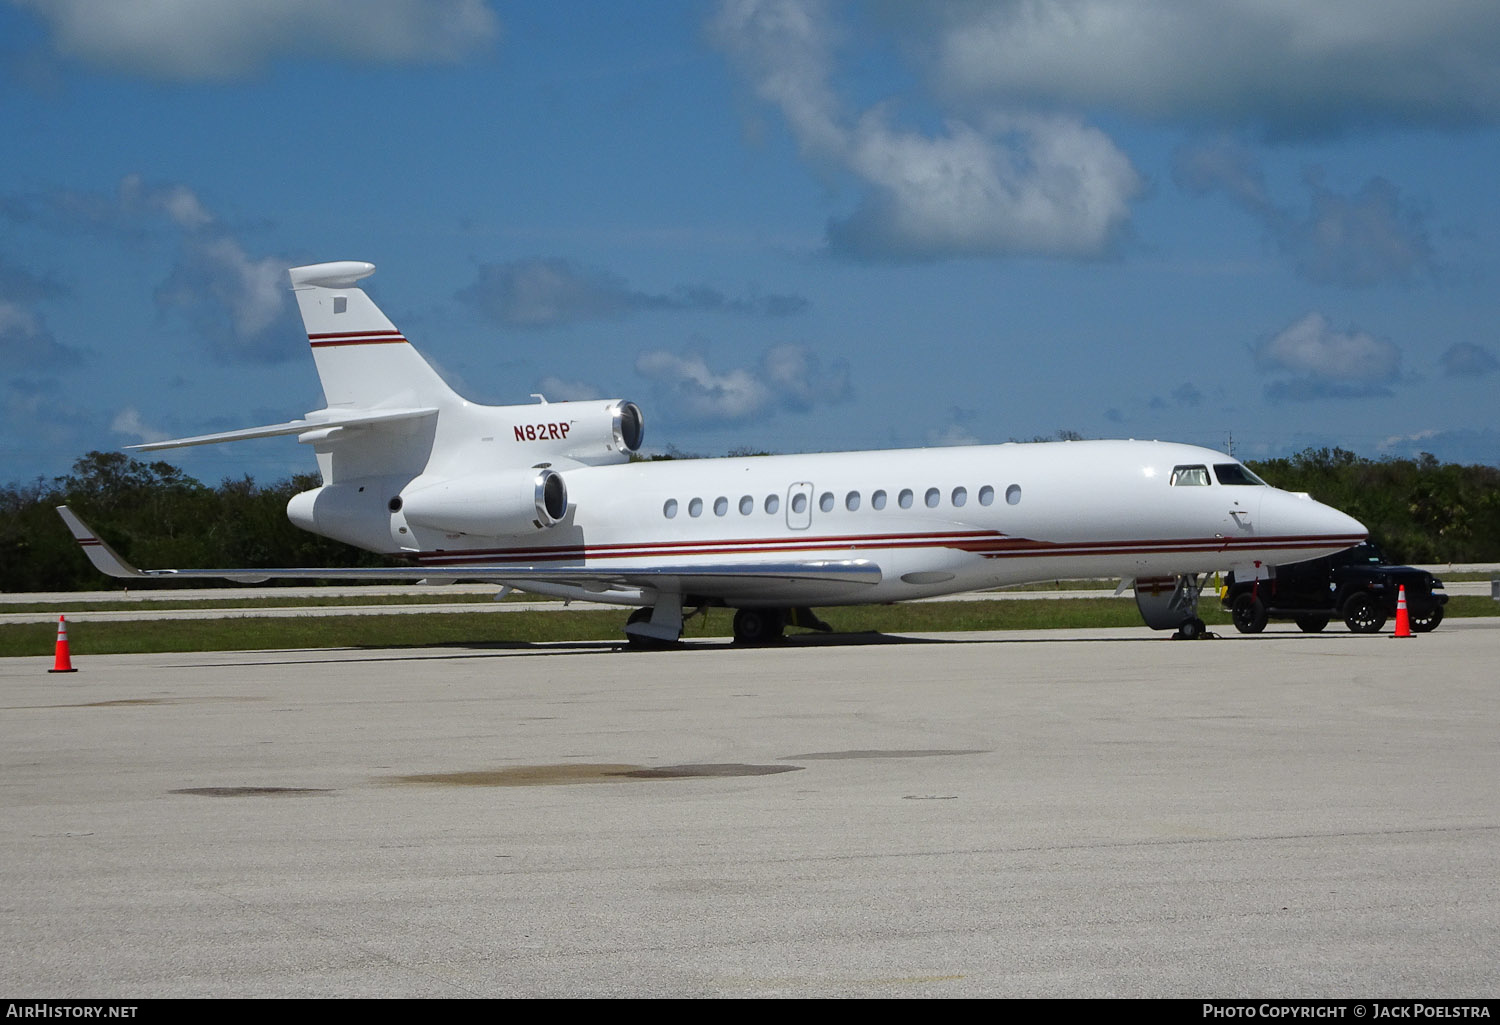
[1269,490,1367,544]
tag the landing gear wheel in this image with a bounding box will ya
[1409,606,1443,633]
[1341,592,1387,634]
[1230,593,1268,634]
[1294,615,1329,633]
[732,608,786,646]
[1173,617,1208,640]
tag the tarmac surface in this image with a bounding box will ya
[4,621,1499,998]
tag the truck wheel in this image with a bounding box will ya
[1342,592,1387,634]
[1294,615,1329,633]
[1409,606,1444,633]
[1230,593,1268,634]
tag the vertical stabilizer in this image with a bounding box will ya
[289,261,461,410]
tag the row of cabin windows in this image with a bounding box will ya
[662,483,1023,520]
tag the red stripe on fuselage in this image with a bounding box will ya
[406,530,1366,567]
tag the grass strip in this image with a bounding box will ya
[2,596,1494,658]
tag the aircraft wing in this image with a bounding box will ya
[56,506,881,592]
[126,407,438,451]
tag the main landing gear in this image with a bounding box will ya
[624,603,833,647]
[732,607,832,645]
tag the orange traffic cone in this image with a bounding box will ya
[48,615,78,673]
[1392,585,1413,639]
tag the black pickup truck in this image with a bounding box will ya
[1221,543,1447,634]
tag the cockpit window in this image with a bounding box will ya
[1170,465,1211,486]
[1213,463,1266,486]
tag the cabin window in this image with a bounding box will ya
[1006,484,1022,505]
[689,498,703,517]
[872,490,887,510]
[714,496,728,516]
[845,491,860,511]
[978,485,995,506]
[924,487,940,508]
[791,492,807,514]
[1214,463,1266,486]
[663,499,678,519]
[898,489,914,509]
[819,491,835,513]
[765,494,780,514]
[739,495,754,515]
[952,486,967,507]
[1170,465,1211,486]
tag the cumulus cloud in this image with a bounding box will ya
[1439,343,1499,378]
[14,0,499,80]
[2,175,300,363]
[1375,427,1500,466]
[458,258,808,328]
[1255,312,1402,401]
[924,0,1500,137]
[1176,140,1434,286]
[532,375,603,402]
[109,406,172,445]
[925,406,981,447]
[154,235,297,362]
[711,0,1142,261]
[0,258,66,305]
[0,300,82,368]
[635,342,850,425]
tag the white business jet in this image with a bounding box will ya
[58,261,1367,645]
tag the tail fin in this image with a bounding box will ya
[289,262,462,411]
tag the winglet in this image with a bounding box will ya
[56,506,151,579]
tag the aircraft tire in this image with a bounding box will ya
[1341,592,1387,634]
[732,608,786,645]
[1173,617,1208,640]
[1230,593,1268,634]
[1294,615,1329,633]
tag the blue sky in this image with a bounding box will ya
[3,0,1499,489]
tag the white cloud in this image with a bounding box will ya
[711,0,1142,260]
[458,259,808,328]
[635,342,850,425]
[1255,312,1402,401]
[15,0,499,80]
[0,300,80,368]
[636,350,771,424]
[533,376,602,402]
[1176,141,1434,286]
[927,0,1500,135]
[109,406,171,445]
[1439,343,1500,378]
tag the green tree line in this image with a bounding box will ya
[2,451,384,592]
[4,447,1499,593]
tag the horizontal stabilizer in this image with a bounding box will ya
[126,407,437,451]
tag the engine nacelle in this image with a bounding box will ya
[499,399,643,466]
[397,467,568,536]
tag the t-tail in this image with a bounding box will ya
[290,261,462,413]
[127,261,644,550]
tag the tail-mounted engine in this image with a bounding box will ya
[502,399,643,466]
[398,467,568,536]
